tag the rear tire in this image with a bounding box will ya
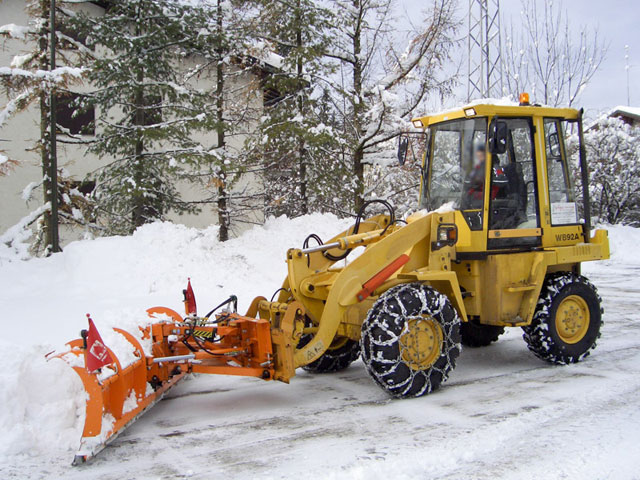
[522,272,603,364]
[361,283,461,398]
[298,331,360,373]
[461,321,504,347]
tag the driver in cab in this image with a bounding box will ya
[462,144,508,209]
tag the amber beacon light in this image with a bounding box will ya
[519,92,530,105]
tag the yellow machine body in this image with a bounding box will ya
[276,101,609,369]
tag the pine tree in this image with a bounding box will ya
[69,1,242,237]
[207,0,265,241]
[245,0,338,218]
[0,0,92,256]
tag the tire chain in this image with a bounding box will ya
[522,272,604,364]
[361,283,462,397]
[301,339,360,373]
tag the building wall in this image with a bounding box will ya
[0,0,264,245]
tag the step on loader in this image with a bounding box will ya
[52,94,609,464]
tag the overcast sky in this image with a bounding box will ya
[401,0,639,117]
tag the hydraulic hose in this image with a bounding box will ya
[303,199,397,262]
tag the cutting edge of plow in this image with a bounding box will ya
[72,370,187,466]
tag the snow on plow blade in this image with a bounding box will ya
[48,285,304,465]
[48,316,188,465]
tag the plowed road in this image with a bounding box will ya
[13,264,640,480]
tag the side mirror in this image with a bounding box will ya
[488,119,508,155]
[397,136,409,165]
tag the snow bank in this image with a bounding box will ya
[0,213,350,460]
[598,223,640,265]
[0,341,86,459]
[580,224,640,278]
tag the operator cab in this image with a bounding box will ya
[399,96,589,252]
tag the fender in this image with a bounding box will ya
[396,270,468,321]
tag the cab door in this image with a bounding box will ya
[481,117,544,325]
[540,118,585,246]
[487,117,542,250]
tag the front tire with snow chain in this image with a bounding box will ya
[522,272,603,365]
[461,321,504,347]
[361,283,462,398]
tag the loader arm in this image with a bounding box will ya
[289,211,466,367]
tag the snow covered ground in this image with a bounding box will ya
[1,215,639,479]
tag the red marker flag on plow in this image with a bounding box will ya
[85,315,114,372]
[184,278,197,316]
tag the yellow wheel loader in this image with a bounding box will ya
[53,94,609,463]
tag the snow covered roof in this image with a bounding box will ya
[609,106,640,122]
[586,105,640,130]
[248,42,284,71]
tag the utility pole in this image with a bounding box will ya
[625,45,631,106]
[49,0,61,253]
[467,0,503,101]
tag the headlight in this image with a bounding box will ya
[434,224,458,250]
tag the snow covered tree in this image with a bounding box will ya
[0,0,92,256]
[244,0,338,218]
[364,133,427,215]
[578,116,640,226]
[323,0,458,213]
[503,0,607,107]
[70,0,263,240]
[204,0,265,241]
[68,1,222,234]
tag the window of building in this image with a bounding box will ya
[56,93,95,135]
[135,95,162,126]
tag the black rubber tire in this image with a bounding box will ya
[361,283,462,398]
[522,272,603,365]
[298,330,360,373]
[461,321,504,347]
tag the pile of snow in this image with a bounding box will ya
[0,344,86,458]
[0,213,350,462]
[596,223,640,266]
[424,96,519,119]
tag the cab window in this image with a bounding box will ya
[488,118,539,231]
[544,118,578,225]
[422,117,487,230]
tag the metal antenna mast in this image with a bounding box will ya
[625,45,632,106]
[467,0,503,101]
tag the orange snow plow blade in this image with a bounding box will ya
[49,321,188,465]
[49,288,304,465]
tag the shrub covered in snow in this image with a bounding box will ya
[571,116,640,226]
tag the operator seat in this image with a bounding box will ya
[488,160,528,230]
[503,162,528,226]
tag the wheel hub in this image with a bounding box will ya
[555,295,590,344]
[400,316,443,370]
